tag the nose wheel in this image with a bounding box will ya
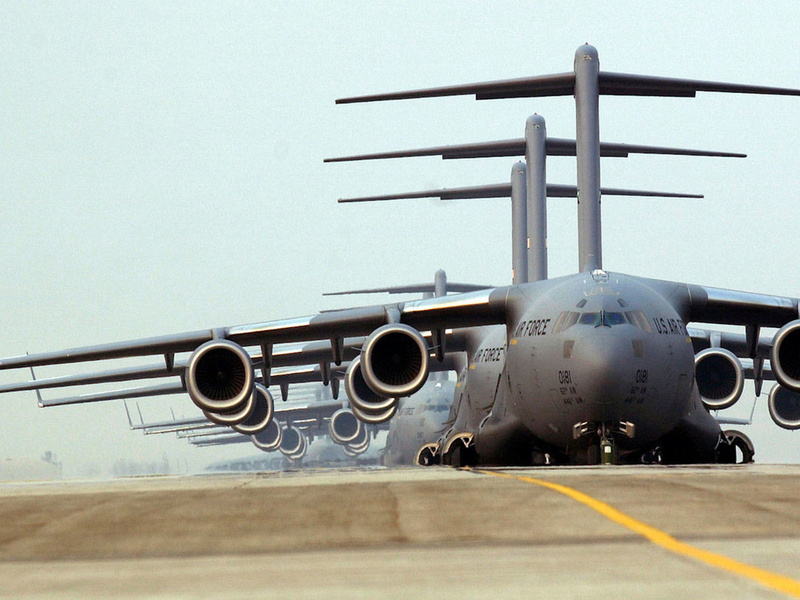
[582,423,625,465]
[599,436,617,464]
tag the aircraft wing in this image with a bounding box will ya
[688,327,773,359]
[641,277,799,329]
[0,288,508,373]
[647,276,800,395]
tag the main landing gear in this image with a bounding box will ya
[716,429,755,464]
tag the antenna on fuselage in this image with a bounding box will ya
[336,44,800,273]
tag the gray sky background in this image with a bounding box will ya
[1,2,799,476]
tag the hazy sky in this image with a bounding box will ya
[1,2,799,476]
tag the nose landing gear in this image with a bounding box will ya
[577,422,634,465]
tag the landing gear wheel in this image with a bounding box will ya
[723,429,755,464]
[443,440,478,467]
[587,444,600,465]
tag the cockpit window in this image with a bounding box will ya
[551,311,569,334]
[625,310,653,333]
[554,310,638,332]
[552,311,580,333]
[563,311,580,330]
[605,312,627,326]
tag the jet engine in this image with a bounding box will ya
[350,400,398,425]
[767,383,800,430]
[344,356,398,424]
[328,408,363,445]
[233,384,274,435]
[279,425,308,460]
[694,348,744,410]
[186,340,255,414]
[252,419,282,452]
[771,320,800,392]
[343,425,370,456]
[361,324,430,398]
[202,390,256,426]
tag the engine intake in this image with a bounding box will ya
[771,320,800,393]
[233,384,274,434]
[361,324,430,398]
[203,389,256,426]
[252,419,282,452]
[279,425,307,460]
[186,340,254,413]
[328,409,363,445]
[768,383,800,430]
[694,348,744,410]
[345,356,398,423]
[350,401,397,424]
[344,425,370,455]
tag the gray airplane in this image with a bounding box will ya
[1,45,800,466]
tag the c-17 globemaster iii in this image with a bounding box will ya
[1,45,800,466]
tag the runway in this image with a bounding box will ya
[2,464,800,599]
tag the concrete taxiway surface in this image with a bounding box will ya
[1,464,800,599]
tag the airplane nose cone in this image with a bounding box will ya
[572,331,633,405]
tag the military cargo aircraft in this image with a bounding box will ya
[1,45,799,466]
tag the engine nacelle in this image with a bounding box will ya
[345,356,398,423]
[328,409,363,445]
[350,400,398,425]
[203,389,256,426]
[344,426,370,455]
[694,348,744,410]
[348,423,369,449]
[771,320,800,393]
[186,340,255,413]
[252,419,282,452]
[279,425,307,460]
[233,384,274,435]
[361,324,430,398]
[768,383,800,430]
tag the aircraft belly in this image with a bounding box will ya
[506,327,694,453]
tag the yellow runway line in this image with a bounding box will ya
[473,468,800,599]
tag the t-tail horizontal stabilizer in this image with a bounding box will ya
[339,184,702,204]
[324,283,491,296]
[336,44,800,273]
[325,139,745,162]
[324,269,491,297]
[337,70,800,105]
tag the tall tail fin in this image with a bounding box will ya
[335,45,800,273]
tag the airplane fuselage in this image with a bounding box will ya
[451,270,719,464]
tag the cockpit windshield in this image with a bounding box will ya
[552,309,652,333]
